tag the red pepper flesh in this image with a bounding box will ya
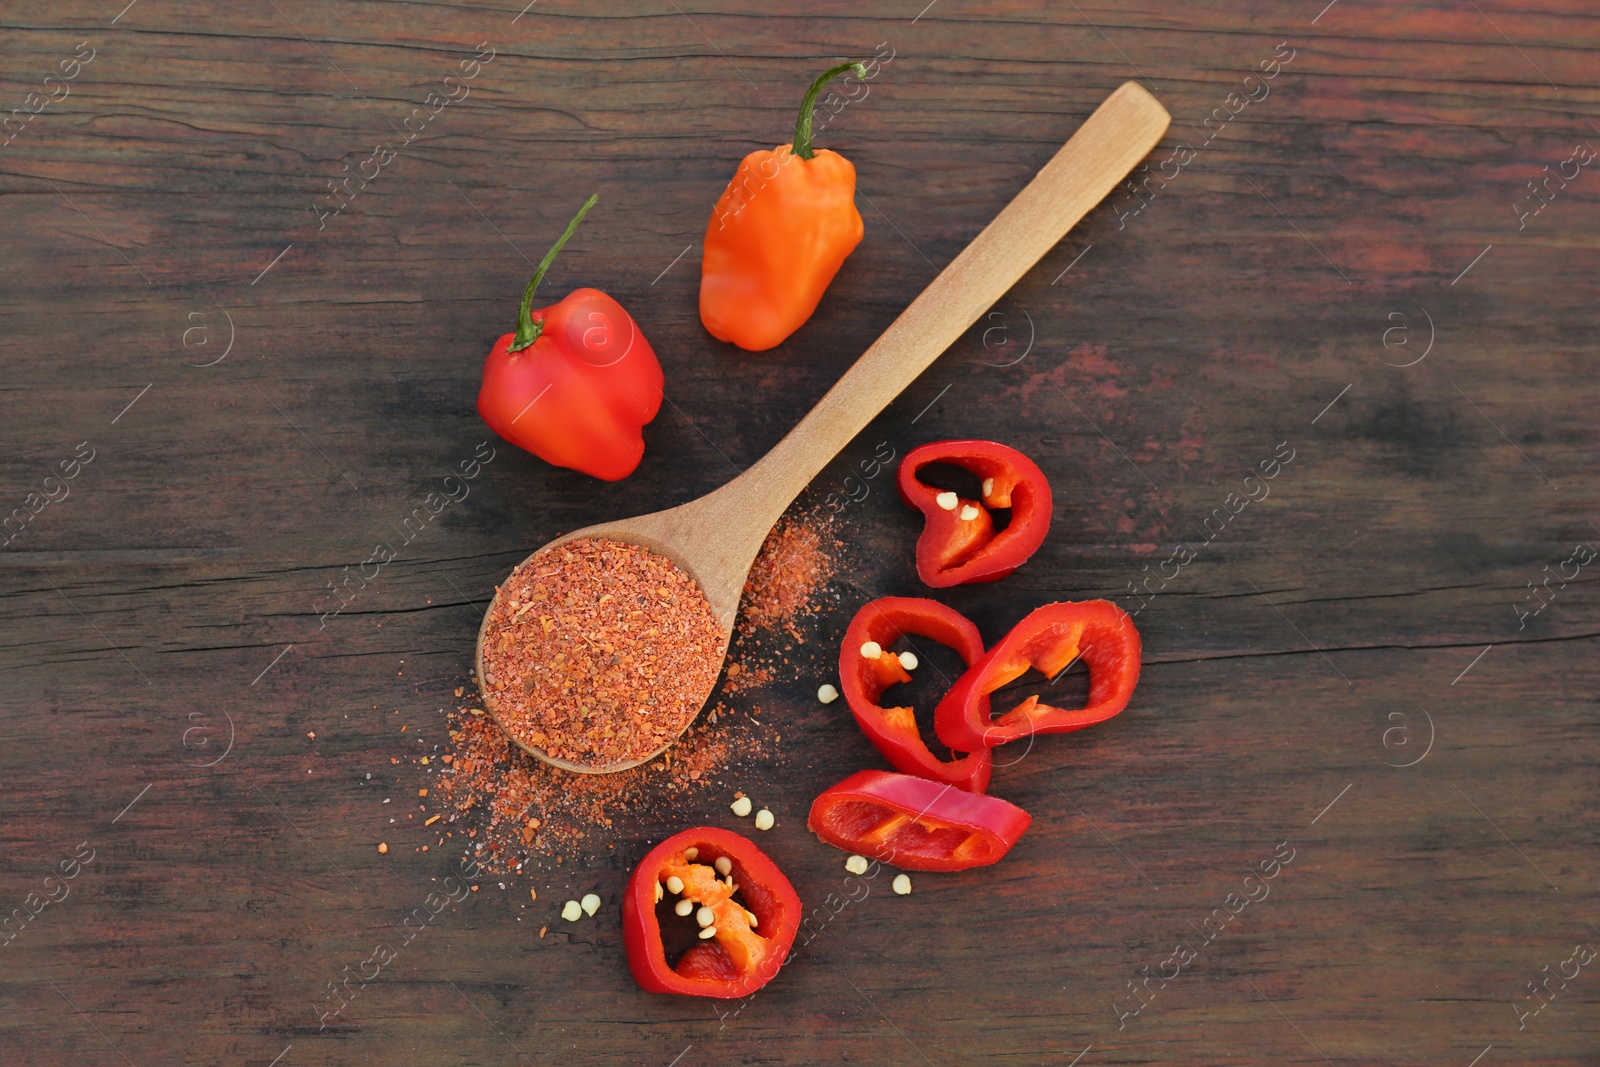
[897,440,1053,587]
[838,597,992,793]
[478,195,664,481]
[621,826,801,999]
[934,600,1141,752]
[807,769,1032,872]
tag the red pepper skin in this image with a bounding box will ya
[935,600,1141,752]
[621,826,801,999]
[897,440,1053,587]
[807,769,1031,872]
[479,287,663,481]
[838,597,992,793]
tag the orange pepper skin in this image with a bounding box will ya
[699,144,863,352]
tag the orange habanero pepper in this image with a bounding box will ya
[699,62,866,352]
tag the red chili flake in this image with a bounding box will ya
[428,701,771,876]
[735,516,837,641]
[723,511,843,695]
[479,538,725,768]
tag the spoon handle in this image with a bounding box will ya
[716,81,1170,530]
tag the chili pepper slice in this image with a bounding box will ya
[478,194,664,481]
[934,600,1141,752]
[699,63,866,351]
[621,826,801,999]
[807,770,1031,872]
[838,597,992,793]
[897,440,1053,587]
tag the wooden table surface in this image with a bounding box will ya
[3,2,1597,1064]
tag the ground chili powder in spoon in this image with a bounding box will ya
[479,537,725,768]
[423,510,842,878]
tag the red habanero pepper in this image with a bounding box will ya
[934,600,1141,753]
[699,63,866,351]
[807,770,1032,872]
[621,827,801,999]
[897,440,1053,587]
[838,597,992,793]
[478,194,664,481]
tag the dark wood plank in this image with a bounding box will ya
[2,1,1597,1064]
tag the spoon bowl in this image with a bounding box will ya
[476,81,1171,773]
[474,504,754,773]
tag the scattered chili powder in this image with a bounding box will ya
[723,511,844,694]
[479,537,725,768]
[419,509,842,882]
[428,700,773,876]
[736,515,838,641]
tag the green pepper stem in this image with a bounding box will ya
[510,193,600,352]
[792,61,868,160]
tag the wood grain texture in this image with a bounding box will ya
[1,1,1597,1065]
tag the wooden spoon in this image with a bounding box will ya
[477,81,1171,773]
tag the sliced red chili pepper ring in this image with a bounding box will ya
[897,440,1053,587]
[935,599,1141,752]
[838,597,993,793]
[621,827,801,999]
[807,769,1032,872]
